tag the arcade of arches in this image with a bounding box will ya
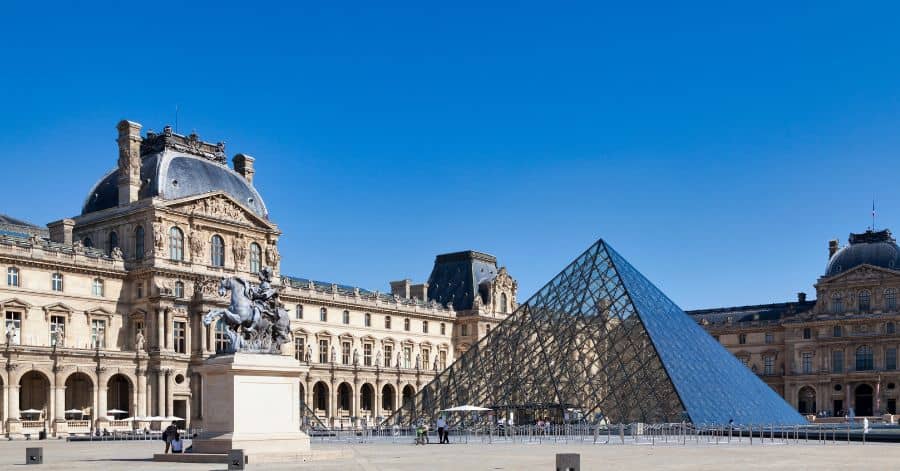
[305,380,424,427]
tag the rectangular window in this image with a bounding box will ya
[440,323,446,335]
[174,281,184,298]
[7,267,19,287]
[50,315,65,347]
[342,310,350,324]
[802,352,813,374]
[385,316,391,329]
[91,319,106,348]
[173,321,186,354]
[404,318,410,331]
[439,350,447,370]
[764,356,774,376]
[832,350,844,373]
[294,337,305,361]
[342,341,351,365]
[384,344,393,368]
[403,346,412,369]
[802,328,812,340]
[5,311,21,345]
[461,324,469,336]
[764,332,774,344]
[738,333,747,345]
[363,343,372,366]
[214,320,229,353]
[740,357,750,367]
[319,339,329,363]
[296,305,303,320]
[423,321,429,334]
[51,273,63,292]
[320,308,327,322]
[422,347,430,368]
[888,348,898,371]
[92,278,104,297]
[364,313,371,327]
[888,291,898,310]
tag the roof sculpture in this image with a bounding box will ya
[388,238,806,425]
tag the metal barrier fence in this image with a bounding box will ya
[303,422,878,447]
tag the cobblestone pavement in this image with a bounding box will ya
[0,438,897,470]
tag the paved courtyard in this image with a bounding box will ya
[0,438,897,470]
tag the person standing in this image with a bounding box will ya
[436,415,448,444]
[163,423,178,453]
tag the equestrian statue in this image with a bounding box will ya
[202,266,292,353]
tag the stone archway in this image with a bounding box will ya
[798,386,816,414]
[107,374,133,417]
[313,382,329,414]
[402,385,416,413]
[64,373,94,419]
[19,371,51,421]
[337,382,353,414]
[382,384,396,413]
[360,383,374,415]
[855,384,874,416]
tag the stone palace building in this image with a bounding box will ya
[690,229,900,419]
[0,120,518,438]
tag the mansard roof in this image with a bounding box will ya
[687,300,816,326]
[426,250,500,311]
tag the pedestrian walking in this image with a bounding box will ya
[437,415,449,444]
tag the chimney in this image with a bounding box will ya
[798,292,807,303]
[390,279,412,298]
[828,239,839,259]
[410,283,429,302]
[233,153,255,183]
[48,219,75,245]
[116,120,142,205]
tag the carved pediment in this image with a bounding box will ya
[823,264,900,284]
[164,192,276,230]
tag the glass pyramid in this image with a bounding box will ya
[390,239,805,426]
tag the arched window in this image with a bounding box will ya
[831,292,843,314]
[134,226,145,260]
[174,281,184,298]
[169,227,184,261]
[107,231,118,256]
[319,307,327,322]
[859,290,871,312]
[887,289,898,311]
[499,292,508,314]
[210,235,225,267]
[249,243,262,273]
[856,345,874,371]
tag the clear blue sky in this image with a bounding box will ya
[2,2,899,309]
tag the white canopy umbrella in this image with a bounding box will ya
[440,405,492,412]
[64,409,84,414]
[163,416,183,421]
[20,409,42,415]
[107,409,128,415]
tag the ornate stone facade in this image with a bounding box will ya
[690,229,900,420]
[0,120,517,437]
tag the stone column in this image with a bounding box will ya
[165,309,173,351]
[329,380,336,423]
[136,369,147,417]
[352,380,360,419]
[7,383,20,436]
[53,385,65,421]
[185,319,192,356]
[374,380,381,419]
[198,318,208,354]
[156,309,164,352]
[156,369,165,417]
[166,370,175,417]
[98,383,108,421]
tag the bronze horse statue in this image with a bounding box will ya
[203,275,291,353]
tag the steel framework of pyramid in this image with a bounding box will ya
[388,239,805,426]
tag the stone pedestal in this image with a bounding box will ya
[53,419,69,438]
[6,419,23,439]
[191,353,310,463]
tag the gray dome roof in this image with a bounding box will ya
[82,152,268,217]
[825,229,900,276]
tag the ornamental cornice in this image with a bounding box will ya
[0,252,127,278]
[282,292,455,321]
